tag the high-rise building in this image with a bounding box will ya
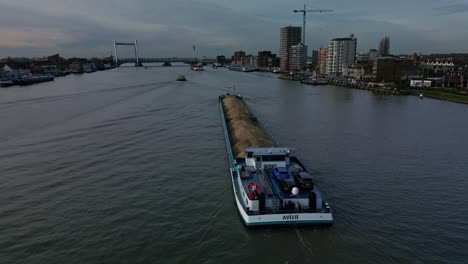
[233,51,245,65]
[326,34,357,76]
[318,46,328,75]
[280,26,301,72]
[289,43,307,70]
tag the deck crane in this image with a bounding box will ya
[293,5,333,46]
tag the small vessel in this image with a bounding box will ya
[301,77,329,86]
[0,80,15,87]
[420,94,424,99]
[17,75,54,86]
[219,94,333,226]
[191,63,204,71]
[163,62,172,67]
[229,65,257,72]
[176,74,187,81]
[272,69,280,74]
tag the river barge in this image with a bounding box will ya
[219,94,333,226]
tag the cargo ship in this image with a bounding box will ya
[219,94,333,226]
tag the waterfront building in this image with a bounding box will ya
[42,65,58,74]
[410,78,442,88]
[0,67,6,80]
[342,65,366,80]
[268,56,280,68]
[289,43,307,70]
[318,46,328,75]
[369,49,378,61]
[2,65,31,80]
[257,51,272,68]
[311,49,319,71]
[242,55,256,66]
[443,66,468,88]
[280,26,302,72]
[233,51,246,65]
[400,60,424,81]
[326,34,357,76]
[373,56,401,82]
[69,61,83,73]
[356,52,369,63]
[422,58,455,76]
[82,63,97,73]
[216,55,226,66]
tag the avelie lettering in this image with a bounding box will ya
[283,214,299,220]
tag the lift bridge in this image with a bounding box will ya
[113,40,201,66]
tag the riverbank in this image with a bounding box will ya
[331,80,401,95]
[404,89,468,104]
[326,78,468,105]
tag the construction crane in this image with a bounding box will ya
[293,5,333,46]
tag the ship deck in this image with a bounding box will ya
[235,157,330,215]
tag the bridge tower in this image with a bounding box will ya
[114,40,140,67]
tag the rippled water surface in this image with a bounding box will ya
[1,65,467,263]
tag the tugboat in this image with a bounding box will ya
[176,74,187,81]
[219,94,333,226]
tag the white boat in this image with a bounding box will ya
[191,63,204,71]
[229,65,257,72]
[219,94,333,226]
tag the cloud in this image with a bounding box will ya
[0,28,75,48]
[435,2,468,15]
[0,0,467,57]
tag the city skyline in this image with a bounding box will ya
[1,0,468,58]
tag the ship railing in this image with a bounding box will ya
[248,207,332,216]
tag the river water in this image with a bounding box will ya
[0,65,467,264]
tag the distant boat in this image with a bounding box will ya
[163,62,172,67]
[17,75,54,86]
[0,80,15,87]
[191,63,204,71]
[301,77,329,86]
[229,65,257,72]
[272,69,280,74]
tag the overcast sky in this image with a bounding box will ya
[1,0,467,58]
